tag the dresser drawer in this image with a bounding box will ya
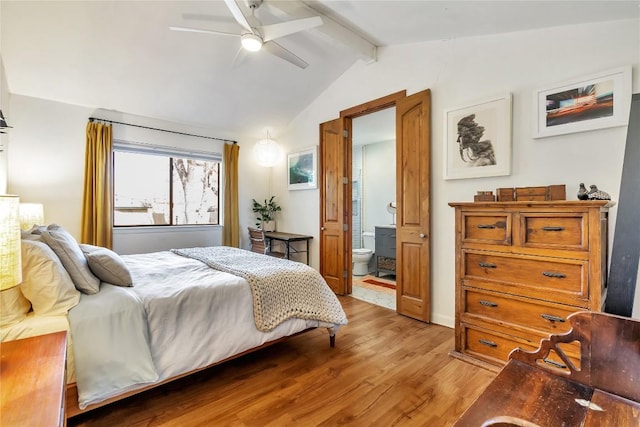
[461,212,511,245]
[463,288,575,337]
[463,251,589,306]
[462,324,579,368]
[462,324,538,365]
[520,213,587,250]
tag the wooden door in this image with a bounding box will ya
[395,89,431,321]
[319,118,350,295]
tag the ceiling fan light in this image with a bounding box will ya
[241,33,262,52]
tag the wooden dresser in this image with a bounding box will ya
[448,200,610,370]
[0,331,68,426]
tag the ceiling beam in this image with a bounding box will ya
[269,1,377,63]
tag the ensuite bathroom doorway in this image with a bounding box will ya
[350,107,397,310]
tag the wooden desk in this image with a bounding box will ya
[264,231,313,264]
[1,331,68,426]
[454,312,640,426]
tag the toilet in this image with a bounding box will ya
[352,231,375,276]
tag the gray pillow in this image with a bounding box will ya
[79,244,133,287]
[40,225,100,294]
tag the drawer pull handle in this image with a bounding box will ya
[477,224,495,229]
[542,358,567,369]
[479,339,497,348]
[479,262,497,268]
[542,271,566,279]
[479,300,498,308]
[541,313,565,323]
[542,226,565,232]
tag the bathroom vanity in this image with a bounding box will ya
[375,225,396,277]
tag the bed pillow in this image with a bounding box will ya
[79,244,133,287]
[20,239,80,315]
[0,286,31,327]
[40,225,100,295]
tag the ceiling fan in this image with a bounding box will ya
[170,0,323,69]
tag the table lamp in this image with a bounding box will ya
[0,195,22,291]
[19,202,44,231]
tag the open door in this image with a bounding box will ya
[319,118,350,295]
[396,89,431,322]
[319,89,430,314]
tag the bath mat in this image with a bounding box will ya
[362,278,396,290]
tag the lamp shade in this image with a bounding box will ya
[19,203,44,231]
[0,195,22,291]
[253,137,281,167]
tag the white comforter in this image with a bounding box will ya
[69,251,334,409]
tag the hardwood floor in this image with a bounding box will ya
[68,297,495,427]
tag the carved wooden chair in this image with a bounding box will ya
[248,227,285,259]
[454,311,640,426]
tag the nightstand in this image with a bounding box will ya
[1,331,68,426]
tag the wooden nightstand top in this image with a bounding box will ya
[1,331,67,427]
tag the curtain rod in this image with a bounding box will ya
[88,117,237,144]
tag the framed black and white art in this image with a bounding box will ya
[443,94,512,180]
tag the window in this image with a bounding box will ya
[113,142,220,226]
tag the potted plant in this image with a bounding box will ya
[251,196,281,231]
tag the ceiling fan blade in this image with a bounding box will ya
[262,40,309,69]
[169,26,240,37]
[223,0,253,33]
[231,47,247,69]
[259,16,323,42]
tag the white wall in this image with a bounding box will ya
[363,140,396,230]
[269,19,640,327]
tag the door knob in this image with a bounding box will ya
[321,227,325,231]
[419,233,425,238]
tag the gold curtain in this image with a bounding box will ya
[81,121,113,248]
[222,142,240,247]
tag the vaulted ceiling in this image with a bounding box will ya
[2,1,637,139]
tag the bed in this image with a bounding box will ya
[0,225,347,418]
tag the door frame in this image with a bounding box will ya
[338,90,407,295]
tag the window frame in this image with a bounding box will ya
[112,140,222,228]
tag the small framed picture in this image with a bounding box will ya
[287,146,317,190]
[533,66,632,138]
[443,94,512,180]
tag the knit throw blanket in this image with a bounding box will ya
[171,246,348,332]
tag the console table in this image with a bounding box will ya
[264,231,313,264]
[1,331,68,426]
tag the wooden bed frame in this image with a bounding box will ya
[66,327,334,418]
[454,311,640,426]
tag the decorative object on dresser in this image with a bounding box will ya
[375,225,396,277]
[586,184,611,200]
[577,183,589,200]
[1,331,68,427]
[473,191,495,202]
[448,200,611,371]
[454,311,640,426]
[496,184,565,202]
